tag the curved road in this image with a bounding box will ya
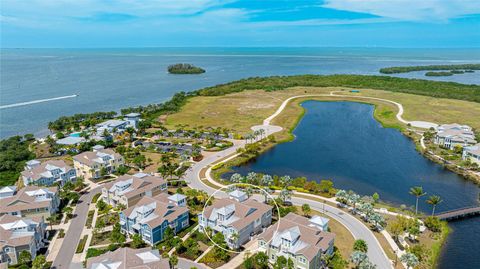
[54,92,415,268]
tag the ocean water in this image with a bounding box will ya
[1,47,479,138]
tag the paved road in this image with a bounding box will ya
[185,139,392,268]
[52,187,102,269]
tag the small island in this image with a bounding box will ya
[425,71,454,76]
[379,64,480,74]
[167,63,205,74]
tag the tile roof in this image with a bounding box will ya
[203,197,272,231]
[0,186,57,214]
[73,148,122,166]
[21,160,73,181]
[103,174,166,201]
[259,213,335,261]
[0,214,43,247]
[122,193,188,229]
[86,247,169,269]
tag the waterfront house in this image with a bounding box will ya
[119,193,189,245]
[86,247,169,269]
[463,143,480,165]
[258,213,335,269]
[0,215,47,266]
[434,124,477,150]
[0,186,60,218]
[198,190,273,249]
[56,136,86,146]
[21,159,76,186]
[123,113,141,129]
[73,145,124,180]
[101,173,167,208]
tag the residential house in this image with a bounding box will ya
[0,187,16,199]
[0,215,47,265]
[73,145,124,180]
[0,186,60,218]
[101,173,167,208]
[258,213,335,269]
[86,247,169,269]
[198,190,273,249]
[434,124,477,150]
[463,143,480,165]
[119,193,189,245]
[123,113,141,129]
[21,159,76,186]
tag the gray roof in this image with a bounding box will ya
[56,136,86,145]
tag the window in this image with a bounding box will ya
[299,257,307,264]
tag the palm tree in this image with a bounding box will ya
[426,195,443,215]
[350,251,368,268]
[280,175,292,187]
[245,187,253,198]
[409,186,426,214]
[230,173,243,183]
[400,253,419,269]
[261,174,273,186]
[279,188,291,203]
[246,172,257,183]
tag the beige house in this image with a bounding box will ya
[101,173,167,208]
[0,186,60,218]
[258,213,335,269]
[198,190,273,249]
[0,215,47,266]
[434,124,477,150]
[463,143,480,165]
[73,145,124,180]
[86,247,169,269]
[21,159,76,186]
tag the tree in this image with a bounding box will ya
[400,252,419,269]
[246,172,258,183]
[229,173,243,183]
[131,234,145,248]
[335,190,348,204]
[353,239,368,253]
[409,186,426,214]
[319,179,334,193]
[18,250,32,265]
[302,204,311,217]
[350,251,368,268]
[280,175,292,187]
[169,254,178,269]
[273,256,288,269]
[279,188,291,203]
[261,174,273,186]
[372,192,380,204]
[426,195,442,215]
[255,252,269,269]
[32,254,46,269]
[96,199,108,212]
[110,223,126,244]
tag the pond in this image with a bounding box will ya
[229,101,480,269]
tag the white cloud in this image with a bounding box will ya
[322,0,480,22]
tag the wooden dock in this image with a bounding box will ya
[435,206,480,221]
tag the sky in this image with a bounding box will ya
[1,0,479,48]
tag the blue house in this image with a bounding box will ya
[119,193,189,245]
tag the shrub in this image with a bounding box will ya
[424,216,442,232]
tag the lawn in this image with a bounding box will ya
[91,231,112,246]
[165,86,480,141]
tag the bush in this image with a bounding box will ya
[76,235,88,253]
[424,216,442,232]
[86,248,108,259]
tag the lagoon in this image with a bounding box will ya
[230,101,480,269]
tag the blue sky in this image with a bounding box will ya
[1,0,479,48]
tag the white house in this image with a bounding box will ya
[463,143,480,165]
[434,124,477,150]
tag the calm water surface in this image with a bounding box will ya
[230,101,480,269]
[1,47,479,138]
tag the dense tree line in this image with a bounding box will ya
[197,74,480,103]
[120,91,193,117]
[167,63,205,74]
[379,64,480,74]
[0,135,35,186]
[48,111,116,132]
